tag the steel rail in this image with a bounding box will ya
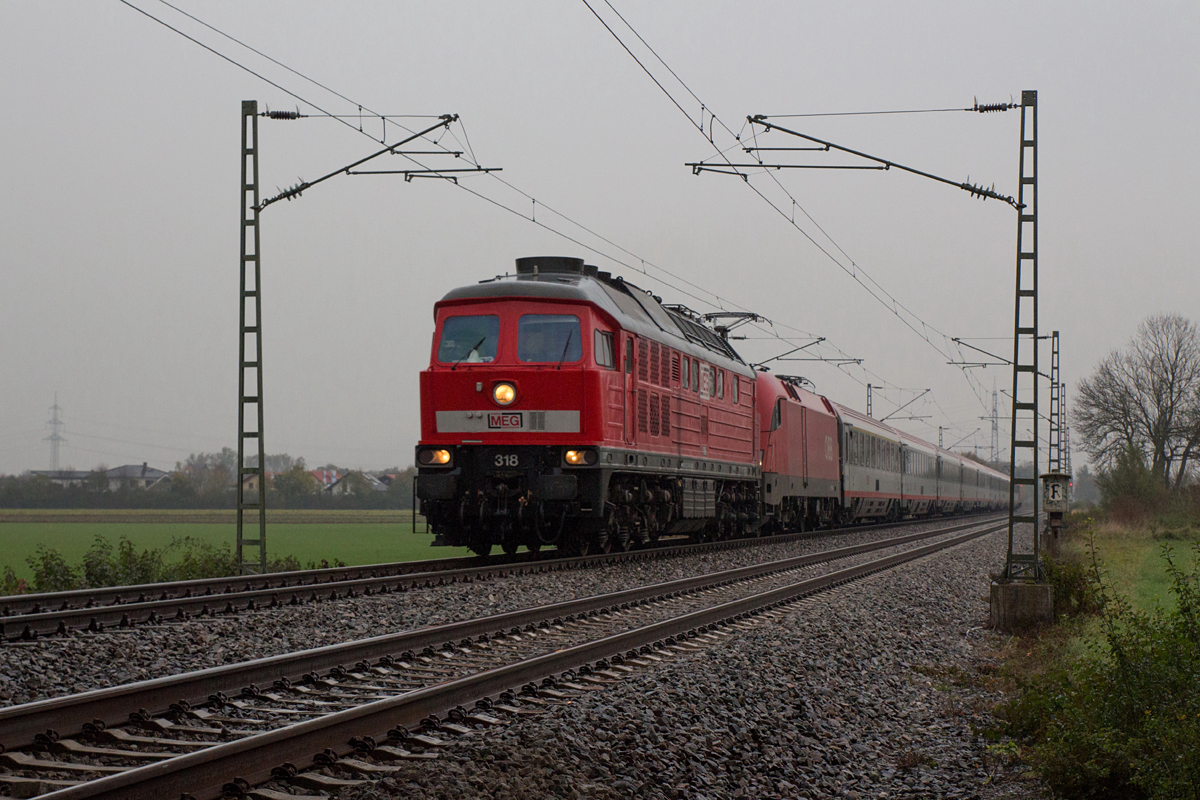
[0,514,1004,640]
[1,512,978,615]
[0,517,999,752]
[0,551,534,617]
[38,521,1003,800]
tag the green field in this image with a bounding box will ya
[1062,514,1200,614]
[0,510,478,582]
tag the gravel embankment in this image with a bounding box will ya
[323,527,1039,800]
[0,521,994,707]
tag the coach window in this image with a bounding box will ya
[518,314,582,363]
[594,330,615,369]
[437,315,500,364]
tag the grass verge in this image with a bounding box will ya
[0,519,465,588]
[986,512,1200,799]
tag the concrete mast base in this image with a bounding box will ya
[990,582,1054,632]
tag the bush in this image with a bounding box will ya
[0,566,29,595]
[81,535,166,587]
[994,537,1200,799]
[1098,446,1166,524]
[11,535,325,590]
[1043,554,1101,617]
[27,546,81,592]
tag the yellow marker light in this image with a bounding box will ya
[419,448,452,466]
[564,449,597,466]
[493,382,516,406]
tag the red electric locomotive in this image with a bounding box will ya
[756,373,842,531]
[415,256,761,556]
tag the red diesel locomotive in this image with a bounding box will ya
[415,256,762,556]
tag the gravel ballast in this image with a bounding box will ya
[325,527,1038,799]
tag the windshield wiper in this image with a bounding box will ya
[451,337,487,371]
[556,329,574,370]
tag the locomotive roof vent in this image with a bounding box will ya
[515,256,585,277]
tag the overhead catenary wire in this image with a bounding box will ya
[756,99,1018,118]
[590,0,1000,410]
[121,0,952,424]
[581,0,996,419]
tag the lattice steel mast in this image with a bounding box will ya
[44,393,66,472]
[1004,91,1041,582]
[233,103,492,574]
[237,100,267,574]
[1048,331,1062,473]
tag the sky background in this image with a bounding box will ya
[1,1,1197,475]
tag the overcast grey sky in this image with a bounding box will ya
[2,1,1197,475]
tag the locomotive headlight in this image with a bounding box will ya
[493,382,516,406]
[418,448,452,466]
[564,448,598,466]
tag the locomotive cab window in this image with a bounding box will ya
[518,314,582,363]
[594,330,615,369]
[437,315,500,364]
[732,376,739,404]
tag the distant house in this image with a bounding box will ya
[327,471,388,495]
[105,463,170,491]
[30,469,91,488]
[29,462,168,490]
[240,472,272,494]
[311,469,341,491]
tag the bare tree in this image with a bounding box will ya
[1075,314,1200,488]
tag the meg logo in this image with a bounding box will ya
[488,413,523,429]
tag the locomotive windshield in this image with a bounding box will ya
[437,315,499,363]
[518,314,582,363]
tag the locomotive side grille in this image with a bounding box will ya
[649,391,660,436]
[527,411,547,431]
[650,342,660,386]
[661,394,671,438]
[637,391,649,433]
[638,339,649,382]
[670,351,680,385]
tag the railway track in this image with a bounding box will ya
[0,513,1004,642]
[0,517,1003,799]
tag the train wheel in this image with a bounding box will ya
[595,527,614,554]
[468,534,493,558]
